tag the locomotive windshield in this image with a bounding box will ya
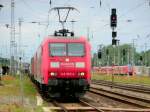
[49,43,84,56]
[68,43,84,56]
[50,43,66,56]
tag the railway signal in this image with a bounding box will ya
[98,45,103,59]
[110,8,117,28]
[140,56,143,61]
[98,50,102,59]
[106,49,109,55]
[112,31,117,45]
[112,38,117,45]
[123,49,126,56]
[112,31,117,38]
[110,8,118,46]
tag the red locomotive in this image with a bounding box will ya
[31,36,91,97]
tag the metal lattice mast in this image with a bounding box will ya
[18,18,23,59]
[10,0,15,74]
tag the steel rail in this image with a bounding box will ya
[43,107,150,112]
[79,99,105,112]
[53,101,68,112]
[92,80,150,94]
[51,99,105,112]
[52,99,105,112]
[90,86,150,108]
[93,80,150,89]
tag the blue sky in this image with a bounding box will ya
[0,0,150,62]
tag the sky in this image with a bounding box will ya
[0,0,150,62]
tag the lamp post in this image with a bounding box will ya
[132,39,137,66]
[5,23,17,74]
[131,35,140,76]
[117,39,120,66]
[19,57,24,105]
[146,34,150,66]
[132,35,140,66]
[0,4,3,83]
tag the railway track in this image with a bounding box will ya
[46,99,105,112]
[37,80,150,112]
[43,98,150,112]
[90,85,150,108]
[39,91,150,112]
[92,80,150,94]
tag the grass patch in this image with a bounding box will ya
[92,72,150,85]
[0,75,43,112]
[0,75,20,96]
[0,104,43,112]
[33,106,43,112]
[0,75,36,97]
[23,76,37,96]
[0,104,29,112]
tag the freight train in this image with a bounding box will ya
[30,36,91,98]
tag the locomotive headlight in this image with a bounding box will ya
[75,62,85,68]
[78,72,85,76]
[80,72,85,76]
[50,72,57,76]
[50,62,60,68]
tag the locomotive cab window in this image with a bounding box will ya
[68,43,84,56]
[49,43,66,56]
[49,43,85,56]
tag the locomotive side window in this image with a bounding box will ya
[68,43,84,56]
[50,43,66,56]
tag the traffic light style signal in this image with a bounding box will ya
[140,56,143,61]
[106,49,109,55]
[122,49,126,55]
[112,39,117,45]
[111,8,117,27]
[112,31,117,38]
[98,50,102,59]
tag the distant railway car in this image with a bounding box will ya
[94,65,134,75]
[31,36,91,97]
[22,63,30,74]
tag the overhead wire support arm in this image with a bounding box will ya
[57,9,61,23]
[56,8,71,29]
[64,8,71,22]
[50,7,79,22]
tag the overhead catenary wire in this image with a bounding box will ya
[94,0,147,32]
[21,0,54,36]
[119,1,146,18]
[63,0,72,6]
[20,0,47,20]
